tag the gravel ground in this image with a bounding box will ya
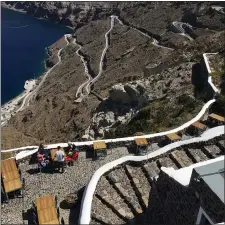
[1,147,132,225]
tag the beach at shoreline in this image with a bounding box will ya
[1,79,36,127]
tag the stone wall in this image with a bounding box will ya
[190,170,225,223]
[143,58,186,77]
[146,170,200,225]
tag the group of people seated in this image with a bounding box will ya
[37,143,79,173]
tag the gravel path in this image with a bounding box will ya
[1,147,132,224]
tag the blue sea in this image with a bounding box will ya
[1,7,72,105]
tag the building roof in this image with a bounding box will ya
[194,159,224,203]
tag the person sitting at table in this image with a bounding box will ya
[54,146,65,173]
[67,144,77,156]
[65,142,72,154]
[37,151,45,163]
[38,143,50,159]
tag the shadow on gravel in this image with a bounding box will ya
[68,201,81,225]
[26,168,39,175]
[29,153,38,165]
[60,187,85,225]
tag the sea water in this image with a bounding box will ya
[1,7,72,104]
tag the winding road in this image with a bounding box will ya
[74,38,92,99]
[172,21,193,41]
[16,34,71,112]
[75,15,174,102]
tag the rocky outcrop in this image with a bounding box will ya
[109,83,145,105]
[1,1,117,28]
[109,84,132,104]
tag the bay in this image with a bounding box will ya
[1,7,72,104]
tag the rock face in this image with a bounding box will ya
[109,84,132,104]
[1,1,117,28]
[109,83,142,104]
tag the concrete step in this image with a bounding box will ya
[217,140,225,151]
[90,218,106,225]
[125,165,151,209]
[157,156,178,169]
[92,196,126,224]
[107,167,143,216]
[202,144,222,159]
[170,150,193,168]
[185,148,209,163]
[95,176,135,221]
[142,161,160,180]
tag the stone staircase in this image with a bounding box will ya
[90,135,225,224]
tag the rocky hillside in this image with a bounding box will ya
[1,2,225,149]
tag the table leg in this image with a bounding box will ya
[5,192,9,203]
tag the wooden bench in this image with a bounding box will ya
[209,113,225,123]
[36,194,59,225]
[135,138,148,155]
[93,141,107,158]
[1,159,22,195]
[166,133,181,142]
[191,121,206,130]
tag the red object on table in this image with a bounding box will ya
[65,152,79,162]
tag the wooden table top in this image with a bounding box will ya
[37,207,58,225]
[4,178,22,193]
[135,138,148,146]
[1,159,17,175]
[50,149,65,161]
[2,171,19,182]
[36,194,55,211]
[191,121,206,130]
[1,159,22,193]
[166,133,181,141]
[209,113,225,122]
[93,141,107,150]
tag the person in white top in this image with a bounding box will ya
[54,146,65,173]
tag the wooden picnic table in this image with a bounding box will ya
[93,141,107,150]
[166,133,181,141]
[135,138,148,146]
[93,141,107,158]
[209,113,225,122]
[1,159,17,175]
[36,195,59,225]
[36,194,55,211]
[50,148,65,161]
[1,159,22,193]
[191,121,206,130]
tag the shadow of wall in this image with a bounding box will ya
[192,60,215,101]
[146,170,200,225]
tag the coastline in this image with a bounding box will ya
[1,4,74,31]
[1,7,73,127]
[1,79,37,126]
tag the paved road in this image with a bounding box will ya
[75,15,173,102]
[16,34,71,112]
[172,21,193,41]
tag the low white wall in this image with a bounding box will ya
[162,155,224,186]
[203,53,220,93]
[1,98,215,153]
[79,126,224,224]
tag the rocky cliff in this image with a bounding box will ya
[1,1,225,148]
